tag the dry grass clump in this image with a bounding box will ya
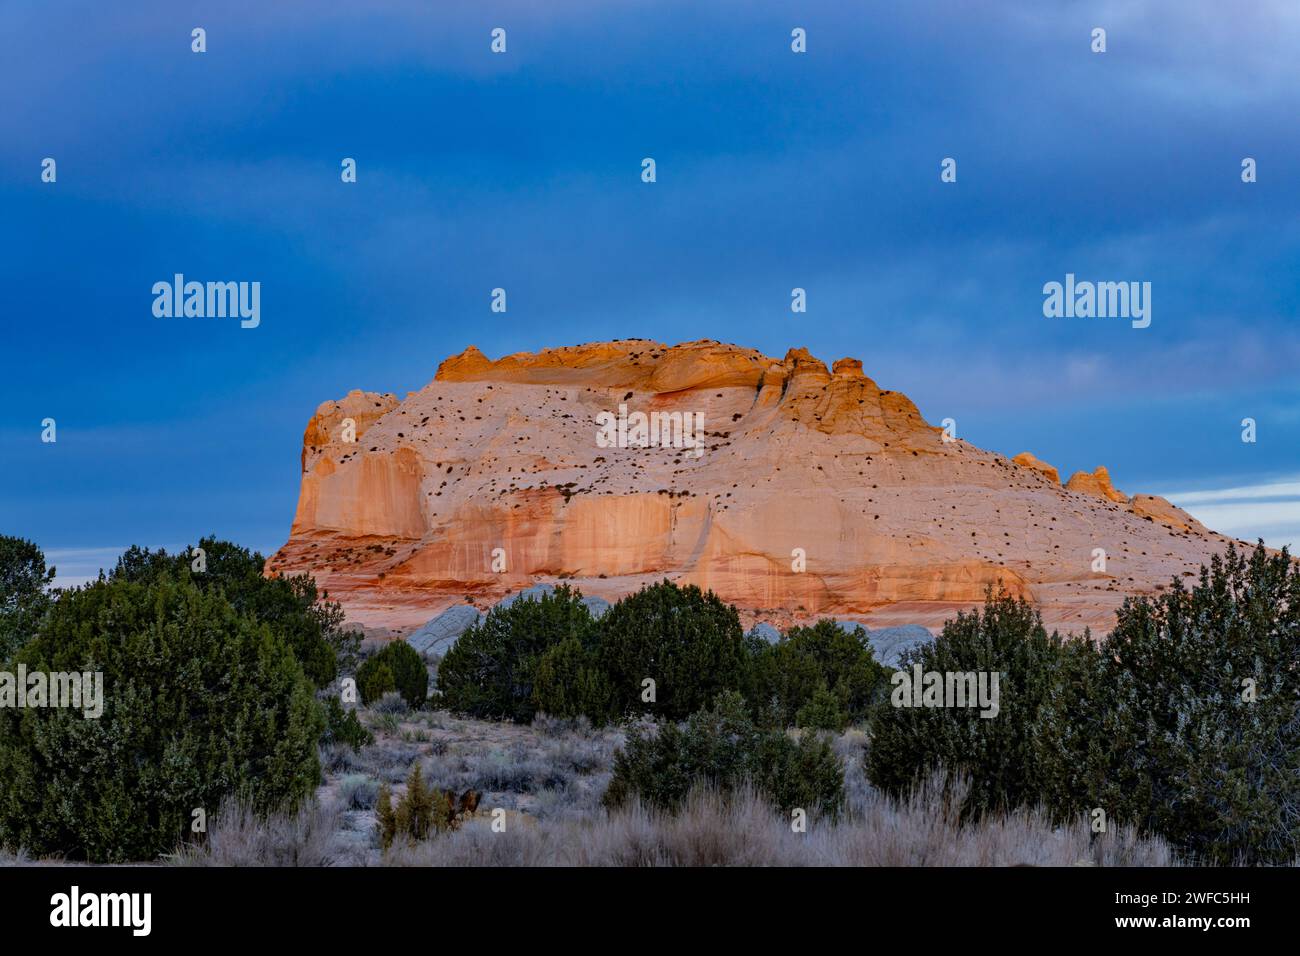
[0,848,66,867]
[168,714,1176,867]
[380,774,1175,867]
[168,798,348,867]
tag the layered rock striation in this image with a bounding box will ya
[268,340,1239,636]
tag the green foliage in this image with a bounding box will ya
[438,582,895,728]
[375,783,397,850]
[357,640,427,709]
[532,635,616,723]
[0,535,56,660]
[865,544,1300,865]
[795,684,850,732]
[109,537,361,687]
[0,574,323,863]
[603,691,844,818]
[749,726,846,819]
[435,584,888,730]
[393,763,439,842]
[865,589,1070,818]
[358,662,395,704]
[321,695,374,752]
[376,764,451,850]
[1047,544,1300,865]
[597,580,746,722]
[438,586,595,723]
[745,619,890,729]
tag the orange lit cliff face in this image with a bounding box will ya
[267,339,1234,635]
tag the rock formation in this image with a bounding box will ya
[267,339,1244,637]
[1128,494,1208,534]
[405,604,483,656]
[865,625,935,668]
[1066,466,1129,503]
[1012,452,1061,485]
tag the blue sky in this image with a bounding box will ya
[2,0,1298,584]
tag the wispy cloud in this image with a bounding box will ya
[1163,477,1300,552]
[1163,479,1300,505]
